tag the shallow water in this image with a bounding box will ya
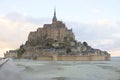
[14,57,120,80]
[0,57,120,80]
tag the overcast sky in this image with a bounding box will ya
[0,0,120,57]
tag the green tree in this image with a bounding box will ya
[17,44,25,58]
[66,48,71,54]
[83,41,88,46]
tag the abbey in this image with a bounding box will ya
[4,9,110,61]
[26,9,75,47]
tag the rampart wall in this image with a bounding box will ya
[37,55,110,61]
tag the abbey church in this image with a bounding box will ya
[4,9,110,61]
[26,9,75,47]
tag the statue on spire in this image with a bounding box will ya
[52,8,57,22]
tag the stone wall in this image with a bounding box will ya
[36,55,110,61]
[37,56,53,61]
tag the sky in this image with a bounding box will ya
[0,0,120,57]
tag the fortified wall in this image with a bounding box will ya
[37,55,110,61]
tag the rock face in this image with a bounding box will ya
[4,10,110,60]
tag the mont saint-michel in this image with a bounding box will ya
[4,10,110,61]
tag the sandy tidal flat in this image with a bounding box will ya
[13,58,120,80]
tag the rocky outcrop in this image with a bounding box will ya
[21,17,109,59]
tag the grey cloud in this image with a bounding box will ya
[66,22,120,51]
[6,12,51,25]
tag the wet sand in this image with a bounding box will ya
[14,58,120,80]
[0,58,120,80]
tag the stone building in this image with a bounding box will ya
[4,50,18,59]
[26,9,75,47]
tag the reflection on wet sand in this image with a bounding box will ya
[0,58,120,80]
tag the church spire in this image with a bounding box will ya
[54,8,56,17]
[52,8,57,22]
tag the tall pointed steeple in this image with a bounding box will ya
[52,8,57,22]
